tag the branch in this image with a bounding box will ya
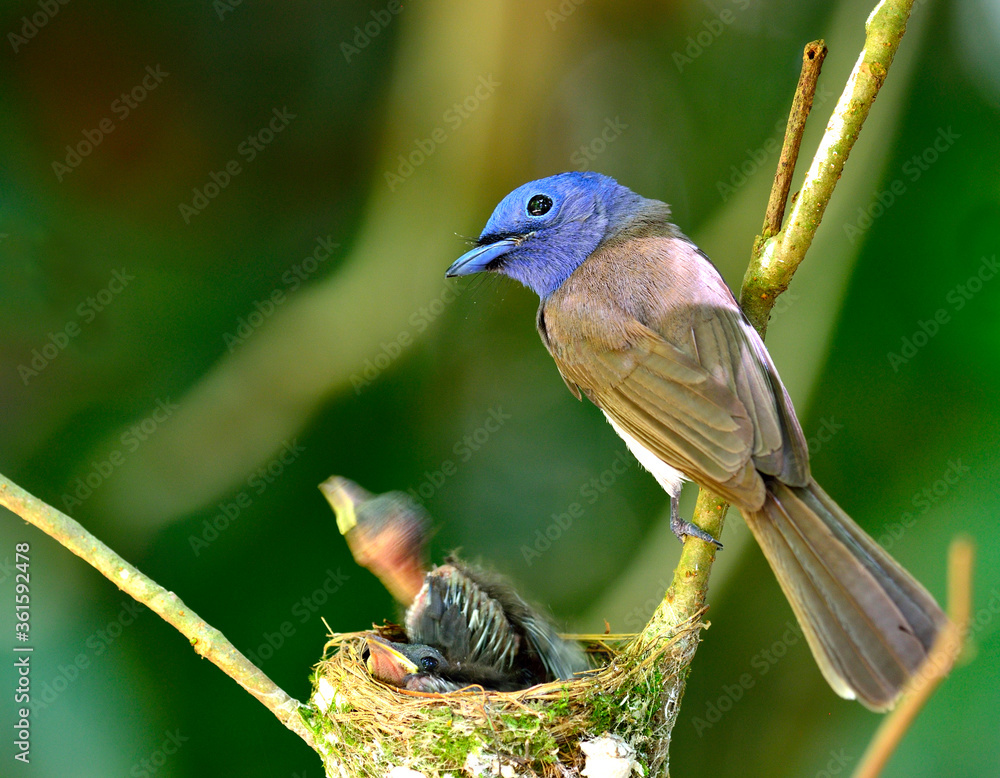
[644,0,918,724]
[852,537,973,778]
[0,473,318,751]
[762,40,829,240]
[741,0,916,334]
[645,34,832,641]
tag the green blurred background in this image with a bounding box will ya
[1,0,998,775]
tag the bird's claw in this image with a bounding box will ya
[670,513,723,549]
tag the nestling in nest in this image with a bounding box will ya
[310,476,703,777]
[310,622,699,778]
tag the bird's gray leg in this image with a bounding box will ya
[604,416,724,549]
[668,488,723,549]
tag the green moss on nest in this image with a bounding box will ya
[308,619,702,777]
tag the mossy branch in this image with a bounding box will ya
[0,474,318,750]
[643,0,917,745]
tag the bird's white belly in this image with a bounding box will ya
[603,412,687,497]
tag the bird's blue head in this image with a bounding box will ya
[446,172,665,300]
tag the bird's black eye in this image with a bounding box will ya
[420,656,439,671]
[526,194,553,216]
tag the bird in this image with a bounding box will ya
[321,476,589,690]
[362,634,527,693]
[319,475,430,607]
[444,171,950,711]
[406,559,588,686]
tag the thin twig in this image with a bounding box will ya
[741,0,916,334]
[763,40,829,238]
[0,473,318,751]
[852,537,973,778]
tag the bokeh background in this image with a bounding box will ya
[1,0,998,775]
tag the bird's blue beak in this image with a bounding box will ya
[445,238,520,277]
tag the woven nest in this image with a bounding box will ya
[308,616,703,778]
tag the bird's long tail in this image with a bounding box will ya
[743,479,950,711]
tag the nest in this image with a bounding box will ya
[307,615,704,778]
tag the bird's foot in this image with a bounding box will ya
[670,513,723,549]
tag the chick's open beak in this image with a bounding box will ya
[363,635,418,686]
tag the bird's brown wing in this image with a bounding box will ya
[681,294,810,486]
[539,235,809,509]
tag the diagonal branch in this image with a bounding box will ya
[0,474,318,751]
[741,0,916,334]
[642,0,918,711]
